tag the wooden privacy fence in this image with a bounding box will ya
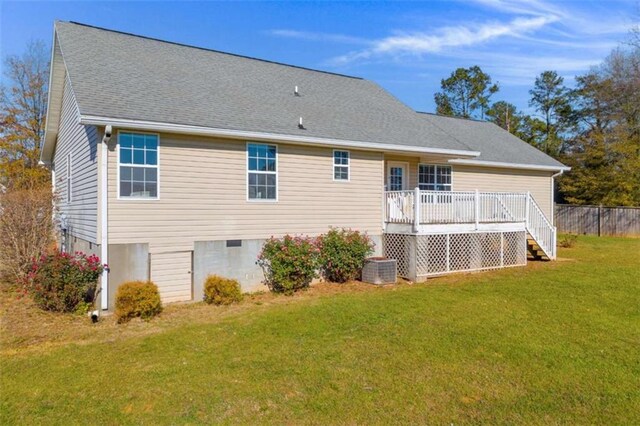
[555,204,640,237]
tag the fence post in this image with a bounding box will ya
[413,187,421,232]
[598,204,602,237]
[476,189,480,231]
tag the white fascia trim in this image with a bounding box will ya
[41,26,60,164]
[79,115,481,158]
[448,158,571,172]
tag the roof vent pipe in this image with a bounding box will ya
[298,117,305,129]
[294,86,300,96]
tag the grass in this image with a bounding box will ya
[1,236,639,424]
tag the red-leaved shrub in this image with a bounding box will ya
[26,250,105,313]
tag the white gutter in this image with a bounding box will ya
[79,115,481,158]
[99,125,112,310]
[448,158,571,172]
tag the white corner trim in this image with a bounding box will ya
[100,136,109,309]
[447,158,571,172]
[79,115,481,158]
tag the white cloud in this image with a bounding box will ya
[468,0,568,18]
[267,29,369,45]
[328,15,556,65]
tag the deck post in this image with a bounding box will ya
[525,191,531,225]
[474,189,480,230]
[413,187,421,232]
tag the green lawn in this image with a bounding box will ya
[1,236,639,424]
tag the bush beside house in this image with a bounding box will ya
[317,228,374,283]
[257,229,375,293]
[204,275,243,305]
[115,281,162,323]
[257,235,320,294]
[26,250,104,314]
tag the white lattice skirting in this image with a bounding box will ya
[383,231,527,281]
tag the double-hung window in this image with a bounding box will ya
[118,132,159,199]
[333,150,349,181]
[418,164,452,191]
[247,143,277,200]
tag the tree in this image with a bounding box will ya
[559,47,640,206]
[528,70,572,156]
[0,40,50,190]
[434,66,499,119]
[486,101,523,134]
[517,115,547,149]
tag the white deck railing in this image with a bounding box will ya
[384,189,556,259]
[526,195,556,259]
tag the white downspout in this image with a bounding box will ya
[100,125,112,310]
[550,170,564,226]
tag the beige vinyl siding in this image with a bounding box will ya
[52,76,99,243]
[107,132,384,253]
[453,166,553,219]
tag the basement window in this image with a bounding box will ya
[333,150,350,181]
[118,132,159,199]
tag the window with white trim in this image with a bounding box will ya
[66,153,72,203]
[247,143,277,200]
[118,132,158,198]
[333,150,349,181]
[419,164,452,191]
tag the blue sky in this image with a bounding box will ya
[1,1,637,115]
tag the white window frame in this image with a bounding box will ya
[333,149,350,182]
[246,142,278,202]
[66,153,72,203]
[418,164,453,192]
[116,130,160,201]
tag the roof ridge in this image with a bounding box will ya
[61,20,364,80]
[416,111,487,123]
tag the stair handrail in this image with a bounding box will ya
[526,193,556,259]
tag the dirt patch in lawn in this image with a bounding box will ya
[0,279,409,355]
[0,262,555,356]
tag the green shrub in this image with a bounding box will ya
[559,233,578,248]
[317,228,374,283]
[26,250,104,313]
[115,281,162,323]
[257,235,319,294]
[204,275,243,305]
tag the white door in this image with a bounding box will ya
[387,163,409,191]
[150,251,193,303]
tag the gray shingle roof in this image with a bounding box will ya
[417,113,566,168]
[54,21,565,169]
[55,21,471,153]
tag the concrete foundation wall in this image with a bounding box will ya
[192,234,383,300]
[68,234,100,257]
[106,243,149,310]
[193,239,268,298]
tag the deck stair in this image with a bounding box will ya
[524,194,556,260]
[527,236,549,260]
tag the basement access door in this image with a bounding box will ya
[150,250,193,303]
